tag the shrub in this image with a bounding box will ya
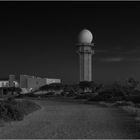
[60,92,65,96]
[88,89,126,102]
[113,101,134,107]
[46,92,55,96]
[74,92,93,99]
[125,95,140,104]
[0,99,40,122]
[74,94,88,99]
[39,83,63,91]
[0,101,24,121]
[27,93,36,97]
[88,95,103,102]
[65,91,77,97]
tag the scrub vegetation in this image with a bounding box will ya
[0,98,41,122]
[35,77,140,122]
[28,77,140,105]
[4,77,140,124]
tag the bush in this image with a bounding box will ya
[88,90,125,102]
[0,101,24,121]
[74,92,93,99]
[27,93,37,97]
[88,90,112,102]
[113,101,134,107]
[0,99,40,122]
[125,95,140,104]
[65,91,77,97]
[46,92,55,96]
[88,95,103,102]
[60,92,65,96]
[5,96,16,103]
[74,94,88,99]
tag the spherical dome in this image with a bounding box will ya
[78,29,93,44]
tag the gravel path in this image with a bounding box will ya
[0,98,140,139]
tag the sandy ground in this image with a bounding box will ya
[0,98,140,139]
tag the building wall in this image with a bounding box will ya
[37,77,46,87]
[27,77,46,91]
[0,81,9,87]
[0,81,18,88]
[9,75,15,87]
[27,77,37,90]
[20,75,61,92]
[46,78,61,85]
[20,75,28,88]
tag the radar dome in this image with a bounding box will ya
[78,29,93,44]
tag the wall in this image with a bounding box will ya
[20,75,28,88]
[0,81,9,87]
[27,76,46,91]
[9,75,15,87]
[46,78,61,85]
[19,75,61,92]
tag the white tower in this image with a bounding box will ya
[77,29,94,82]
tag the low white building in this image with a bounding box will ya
[46,78,61,85]
[0,78,19,88]
[0,80,9,87]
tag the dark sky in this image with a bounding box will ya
[0,1,140,84]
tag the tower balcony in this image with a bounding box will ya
[77,49,94,54]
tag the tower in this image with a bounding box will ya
[77,29,94,82]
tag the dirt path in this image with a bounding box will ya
[0,98,140,139]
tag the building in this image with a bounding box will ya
[20,75,61,93]
[46,78,61,85]
[9,75,16,87]
[0,75,18,88]
[0,74,61,94]
[77,29,94,82]
[20,75,28,88]
[0,79,9,87]
[0,76,19,97]
[27,76,46,91]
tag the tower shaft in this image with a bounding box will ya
[78,44,94,82]
[80,53,92,81]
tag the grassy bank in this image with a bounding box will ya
[0,99,41,122]
[121,105,140,123]
[93,100,140,124]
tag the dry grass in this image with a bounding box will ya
[121,105,140,124]
[122,106,138,116]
